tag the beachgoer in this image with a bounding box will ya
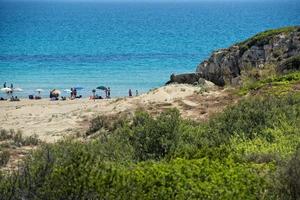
[3,82,6,88]
[129,89,132,97]
[71,88,74,98]
[92,89,96,98]
[105,88,108,98]
[136,90,138,96]
[74,89,77,98]
[9,83,13,94]
[107,87,111,98]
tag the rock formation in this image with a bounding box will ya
[167,26,300,86]
[196,26,300,86]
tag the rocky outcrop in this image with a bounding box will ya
[166,73,202,85]
[195,26,300,86]
[277,54,300,73]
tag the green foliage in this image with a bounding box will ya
[0,129,11,141]
[0,129,40,147]
[86,114,128,136]
[276,146,300,200]
[125,109,181,161]
[1,92,300,199]
[239,71,300,95]
[0,150,10,167]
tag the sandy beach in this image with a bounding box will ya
[0,83,235,142]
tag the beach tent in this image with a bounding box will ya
[1,87,12,93]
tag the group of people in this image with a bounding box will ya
[128,89,138,97]
[70,88,79,99]
[91,87,111,100]
[2,82,140,101]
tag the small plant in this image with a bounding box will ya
[0,129,11,141]
[23,134,40,146]
[12,130,23,147]
[0,150,10,167]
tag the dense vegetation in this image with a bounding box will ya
[1,84,300,199]
[239,70,300,95]
[1,69,300,199]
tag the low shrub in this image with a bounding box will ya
[0,150,10,167]
[86,114,128,136]
[0,92,299,199]
[276,146,300,200]
[0,129,40,147]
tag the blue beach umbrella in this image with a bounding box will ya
[96,86,107,90]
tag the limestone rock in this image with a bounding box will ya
[195,26,300,86]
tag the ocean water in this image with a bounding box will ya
[0,1,300,97]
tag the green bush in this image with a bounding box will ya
[276,146,300,200]
[0,92,300,199]
[0,129,40,147]
[0,150,10,167]
[86,114,128,136]
[124,109,181,161]
[0,130,11,141]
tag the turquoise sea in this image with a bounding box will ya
[1,1,300,97]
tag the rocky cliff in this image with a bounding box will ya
[167,26,300,86]
[196,26,300,86]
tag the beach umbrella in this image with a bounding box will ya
[96,86,107,90]
[14,88,23,92]
[1,87,12,93]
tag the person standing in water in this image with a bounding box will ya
[3,82,6,88]
[129,89,132,97]
[107,87,111,98]
[136,90,138,96]
[10,83,13,94]
[105,88,108,98]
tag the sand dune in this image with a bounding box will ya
[0,83,233,142]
